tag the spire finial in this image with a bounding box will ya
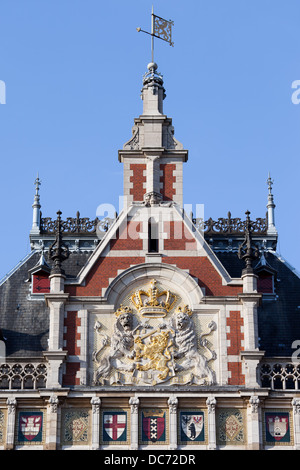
[34,173,41,196]
[48,210,69,275]
[266,172,277,234]
[267,172,274,196]
[30,173,42,234]
[238,210,259,274]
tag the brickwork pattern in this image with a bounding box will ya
[130,164,146,201]
[110,221,143,251]
[162,257,242,297]
[65,257,145,296]
[160,163,176,201]
[227,311,245,385]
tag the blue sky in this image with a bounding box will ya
[0,0,300,279]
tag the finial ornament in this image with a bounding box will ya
[266,172,277,234]
[48,210,69,275]
[34,173,41,196]
[238,210,259,274]
[31,173,42,234]
[267,172,274,195]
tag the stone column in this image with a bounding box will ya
[43,350,68,389]
[91,397,101,450]
[247,395,261,450]
[292,398,300,450]
[44,292,69,388]
[144,155,162,205]
[206,396,217,450]
[6,397,17,450]
[129,397,139,450]
[168,396,178,450]
[46,394,59,450]
[239,293,264,388]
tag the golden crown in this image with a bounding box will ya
[114,304,133,317]
[174,305,193,317]
[130,279,177,318]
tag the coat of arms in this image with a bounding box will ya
[103,412,127,442]
[141,409,166,443]
[265,413,290,443]
[93,279,217,387]
[180,412,205,442]
[18,412,43,442]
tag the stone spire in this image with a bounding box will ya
[119,62,187,208]
[30,173,41,234]
[266,173,277,234]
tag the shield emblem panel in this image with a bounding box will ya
[17,411,44,444]
[180,411,205,443]
[102,411,127,443]
[140,409,167,444]
[264,411,292,445]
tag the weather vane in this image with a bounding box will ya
[137,6,174,63]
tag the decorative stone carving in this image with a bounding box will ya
[249,395,260,414]
[91,396,101,414]
[168,396,178,414]
[129,397,139,414]
[161,306,217,385]
[206,396,216,414]
[49,394,59,414]
[92,280,217,387]
[93,305,151,385]
[123,126,140,150]
[7,397,17,414]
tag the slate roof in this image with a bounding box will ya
[216,250,300,357]
[0,250,90,358]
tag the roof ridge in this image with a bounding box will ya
[0,250,38,287]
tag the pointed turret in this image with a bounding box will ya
[30,173,41,234]
[267,173,277,235]
[119,63,188,208]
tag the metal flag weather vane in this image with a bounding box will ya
[137,7,174,63]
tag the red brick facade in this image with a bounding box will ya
[130,164,146,201]
[110,221,143,251]
[227,311,245,385]
[162,257,242,296]
[64,311,81,356]
[63,362,80,386]
[163,221,195,251]
[160,163,176,201]
[65,257,145,296]
[63,311,81,386]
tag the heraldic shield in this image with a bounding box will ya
[265,412,290,443]
[141,409,166,443]
[180,411,205,442]
[103,411,127,442]
[18,411,43,443]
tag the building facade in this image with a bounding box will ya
[0,61,300,451]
